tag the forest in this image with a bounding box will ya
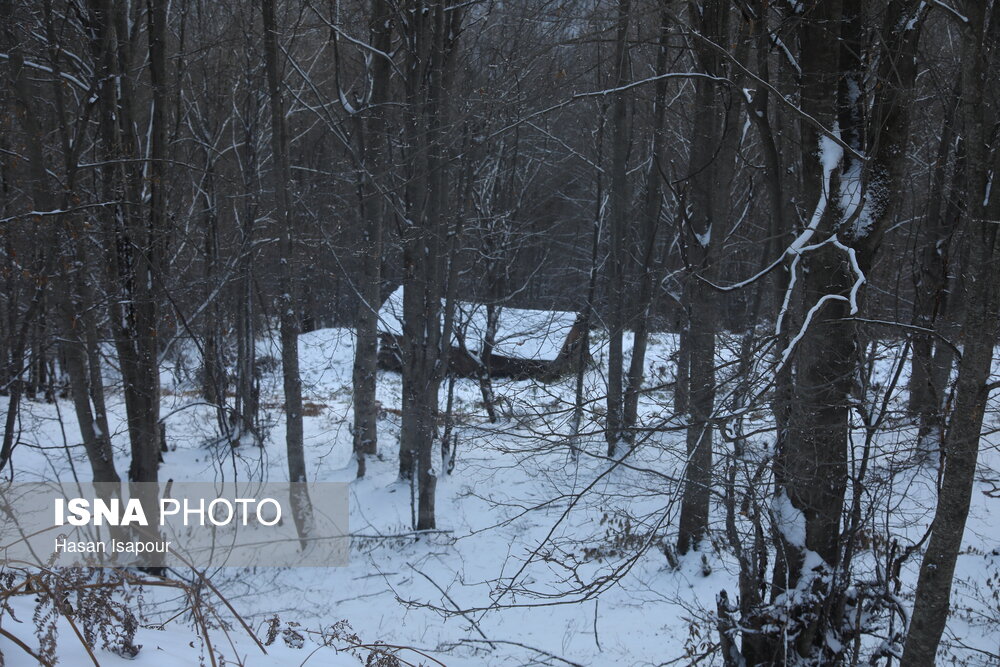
[0,0,999,664]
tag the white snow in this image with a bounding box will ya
[772,490,806,549]
[1,329,999,665]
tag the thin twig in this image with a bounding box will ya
[410,565,494,647]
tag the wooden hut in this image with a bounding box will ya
[376,287,589,380]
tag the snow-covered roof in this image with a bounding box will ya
[378,286,578,362]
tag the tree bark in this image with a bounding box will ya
[768,0,926,660]
[903,3,999,662]
[623,4,669,438]
[676,0,732,556]
[352,0,393,478]
[397,0,461,530]
[909,104,964,449]
[262,0,313,542]
[0,8,53,473]
[604,0,630,458]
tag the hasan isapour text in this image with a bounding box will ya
[54,537,171,554]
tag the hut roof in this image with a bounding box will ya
[378,286,578,362]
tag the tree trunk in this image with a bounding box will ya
[87,0,162,487]
[570,196,601,454]
[262,0,312,542]
[235,140,259,443]
[604,0,630,458]
[0,12,54,472]
[676,0,732,556]
[352,0,392,477]
[903,4,998,662]
[398,0,461,531]
[56,296,120,483]
[768,1,926,660]
[476,304,500,424]
[623,5,669,437]
[902,239,1000,665]
[910,128,965,450]
[201,163,225,416]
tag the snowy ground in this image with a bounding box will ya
[1,328,999,665]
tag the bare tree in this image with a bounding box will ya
[352,0,393,478]
[604,0,631,458]
[262,0,313,541]
[676,0,736,556]
[903,3,1000,664]
[396,0,463,529]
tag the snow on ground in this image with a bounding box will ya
[1,329,999,665]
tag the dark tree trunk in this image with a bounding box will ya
[87,0,162,487]
[352,0,392,478]
[902,239,1000,665]
[56,298,120,483]
[676,0,733,556]
[623,5,669,437]
[768,1,925,660]
[201,163,226,419]
[262,0,313,542]
[910,114,965,450]
[903,3,999,662]
[397,0,461,531]
[235,137,259,443]
[604,0,630,458]
[0,9,52,472]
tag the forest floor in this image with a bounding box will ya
[2,327,999,665]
